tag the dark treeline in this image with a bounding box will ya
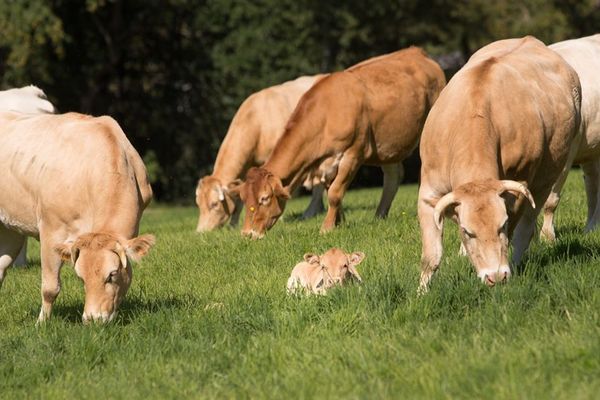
[1,0,598,202]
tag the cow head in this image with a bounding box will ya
[305,248,365,293]
[195,176,238,232]
[433,180,535,286]
[55,232,155,323]
[229,167,290,239]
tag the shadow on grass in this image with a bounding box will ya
[285,203,381,223]
[48,296,201,325]
[514,230,598,281]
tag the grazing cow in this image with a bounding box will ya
[195,75,330,232]
[541,34,600,240]
[0,85,56,266]
[231,48,446,238]
[418,36,581,291]
[287,248,365,295]
[0,112,154,323]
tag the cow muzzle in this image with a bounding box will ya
[82,311,117,324]
[241,228,264,240]
[478,266,511,287]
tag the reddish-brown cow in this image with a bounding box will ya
[231,47,446,238]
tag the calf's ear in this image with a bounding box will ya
[348,251,365,266]
[303,253,320,264]
[347,251,365,282]
[125,234,156,263]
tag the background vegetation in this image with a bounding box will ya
[1,172,599,398]
[1,0,599,202]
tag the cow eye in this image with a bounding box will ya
[106,270,118,284]
[259,195,270,205]
[461,227,476,238]
[209,201,220,210]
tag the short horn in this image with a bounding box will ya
[433,192,459,230]
[499,180,536,209]
[216,186,225,202]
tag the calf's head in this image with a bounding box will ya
[305,248,365,293]
[433,180,535,286]
[55,232,155,323]
[195,176,238,232]
[229,167,290,239]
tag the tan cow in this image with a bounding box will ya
[230,48,446,238]
[418,36,581,292]
[195,75,329,232]
[0,112,154,323]
[541,34,600,240]
[0,85,56,266]
[286,248,365,295]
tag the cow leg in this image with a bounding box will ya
[0,225,26,288]
[375,162,404,218]
[540,132,582,242]
[14,239,27,266]
[512,192,546,266]
[229,197,243,227]
[582,160,600,232]
[321,154,361,233]
[38,236,64,323]
[301,183,325,220]
[540,191,560,242]
[417,189,444,294]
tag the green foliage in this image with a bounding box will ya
[0,172,599,398]
[0,1,598,201]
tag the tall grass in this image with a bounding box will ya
[0,171,598,399]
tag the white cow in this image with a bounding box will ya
[541,34,600,240]
[0,85,56,266]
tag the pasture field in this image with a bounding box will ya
[1,170,599,399]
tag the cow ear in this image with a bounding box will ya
[195,179,203,196]
[54,242,79,264]
[348,251,365,266]
[125,234,156,263]
[269,176,290,200]
[226,179,244,198]
[303,253,320,264]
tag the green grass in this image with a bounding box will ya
[1,170,599,399]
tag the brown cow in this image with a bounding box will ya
[418,37,581,292]
[231,48,446,238]
[195,75,329,232]
[0,112,154,323]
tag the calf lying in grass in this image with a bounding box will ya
[287,248,365,295]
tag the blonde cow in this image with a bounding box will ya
[195,75,330,232]
[287,248,365,295]
[0,85,56,266]
[418,37,581,291]
[0,112,154,323]
[231,48,446,238]
[541,34,600,240]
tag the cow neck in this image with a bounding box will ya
[450,133,500,187]
[211,126,257,184]
[263,129,319,192]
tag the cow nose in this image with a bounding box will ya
[483,270,510,287]
[82,312,115,324]
[241,229,264,240]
